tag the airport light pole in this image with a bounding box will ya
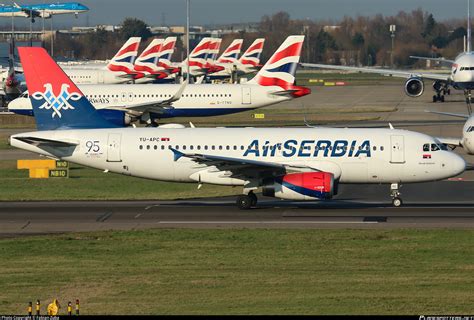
[390,24,396,67]
[186,0,190,82]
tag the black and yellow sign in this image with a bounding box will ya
[55,160,69,168]
[49,169,69,178]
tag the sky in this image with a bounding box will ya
[3,0,471,28]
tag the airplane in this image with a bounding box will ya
[177,37,217,78]
[430,110,474,155]
[207,39,243,80]
[300,0,474,113]
[4,37,142,91]
[209,38,265,81]
[8,36,311,126]
[62,37,141,84]
[0,2,88,21]
[9,46,466,209]
[238,38,265,73]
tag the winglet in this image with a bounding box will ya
[170,147,184,161]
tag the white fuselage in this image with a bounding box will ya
[9,84,290,119]
[450,52,474,89]
[10,127,465,187]
[462,114,474,154]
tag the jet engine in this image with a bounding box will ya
[404,77,424,97]
[262,172,336,200]
[97,109,132,127]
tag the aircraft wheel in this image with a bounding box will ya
[432,95,438,103]
[236,195,253,210]
[447,89,451,95]
[392,197,403,207]
[440,95,445,102]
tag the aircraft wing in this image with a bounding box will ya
[171,148,332,180]
[425,110,470,119]
[409,56,455,65]
[300,63,450,81]
[117,80,187,114]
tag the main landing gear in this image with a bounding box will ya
[432,89,450,102]
[236,191,258,210]
[390,183,403,207]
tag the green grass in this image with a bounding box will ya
[0,160,239,201]
[0,229,472,314]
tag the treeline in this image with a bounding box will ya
[50,10,469,67]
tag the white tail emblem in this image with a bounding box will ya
[31,83,82,118]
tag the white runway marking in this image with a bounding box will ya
[157,220,379,224]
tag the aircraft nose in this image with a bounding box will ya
[447,152,466,177]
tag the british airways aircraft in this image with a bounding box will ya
[9,36,310,125]
[209,38,265,80]
[9,47,466,209]
[0,2,88,21]
[63,37,141,84]
[6,37,142,90]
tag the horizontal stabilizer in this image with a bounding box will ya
[13,136,79,147]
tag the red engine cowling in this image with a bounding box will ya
[262,172,335,201]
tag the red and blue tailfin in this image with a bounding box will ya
[186,37,213,69]
[157,36,177,70]
[248,36,310,97]
[239,38,265,67]
[217,39,243,64]
[134,38,164,75]
[107,37,141,74]
[248,36,304,89]
[18,47,116,131]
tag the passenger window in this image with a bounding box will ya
[139,145,143,150]
[380,146,384,151]
[154,145,157,150]
[423,144,430,152]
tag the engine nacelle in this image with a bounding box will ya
[97,109,132,127]
[262,172,335,201]
[404,77,424,97]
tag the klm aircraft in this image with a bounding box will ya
[0,2,88,21]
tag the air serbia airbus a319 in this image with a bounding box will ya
[9,47,466,209]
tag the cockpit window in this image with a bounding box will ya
[423,143,430,152]
[467,126,474,133]
[431,143,440,151]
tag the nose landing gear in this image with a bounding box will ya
[464,90,473,115]
[390,183,403,207]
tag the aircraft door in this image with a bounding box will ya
[390,135,405,163]
[242,87,251,104]
[107,133,122,162]
[98,71,104,84]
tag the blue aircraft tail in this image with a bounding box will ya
[18,47,117,131]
